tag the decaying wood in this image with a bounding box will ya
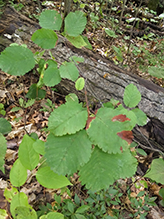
[0,7,164,127]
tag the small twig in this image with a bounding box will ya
[134,139,164,158]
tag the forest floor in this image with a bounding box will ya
[0,0,164,218]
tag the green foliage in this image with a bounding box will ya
[0,45,35,76]
[123,83,141,108]
[40,212,64,219]
[148,66,164,78]
[64,11,87,37]
[64,34,87,48]
[45,130,92,175]
[145,158,164,184]
[10,159,27,187]
[59,62,79,81]
[87,107,136,154]
[0,103,6,116]
[39,10,62,31]
[0,118,12,134]
[0,6,159,218]
[43,64,61,87]
[79,147,137,191]
[26,84,46,99]
[10,192,32,219]
[31,28,58,49]
[105,28,118,38]
[75,77,85,90]
[48,100,88,136]
[36,166,71,189]
[18,134,39,170]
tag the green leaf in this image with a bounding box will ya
[15,206,37,219]
[45,130,92,175]
[79,147,137,191]
[75,214,87,219]
[0,118,12,134]
[48,101,87,136]
[39,10,62,30]
[0,133,7,173]
[65,35,87,48]
[75,77,85,90]
[131,108,147,126]
[18,135,39,170]
[36,166,71,189]
[159,188,164,200]
[0,209,8,218]
[65,93,79,103]
[145,158,164,184]
[59,62,79,81]
[4,187,18,203]
[40,212,64,219]
[10,159,27,187]
[64,11,87,37]
[43,67,61,87]
[33,139,45,155]
[148,66,164,79]
[10,192,31,218]
[76,205,90,213]
[31,28,58,49]
[0,45,35,76]
[82,35,92,50]
[26,84,46,99]
[123,84,141,108]
[10,107,21,112]
[25,99,35,108]
[105,28,118,38]
[87,107,136,154]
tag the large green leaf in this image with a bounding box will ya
[79,147,137,191]
[123,84,141,108]
[36,166,71,189]
[64,11,87,37]
[31,28,58,49]
[18,135,39,170]
[0,118,12,134]
[0,45,35,76]
[87,107,136,154]
[45,130,92,175]
[15,206,37,219]
[48,101,87,136]
[10,159,27,187]
[59,62,79,81]
[0,133,7,173]
[39,10,62,30]
[145,158,164,184]
[43,67,61,86]
[10,192,32,219]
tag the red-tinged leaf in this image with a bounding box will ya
[117,131,133,144]
[85,110,98,130]
[112,114,130,122]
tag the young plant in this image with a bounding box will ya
[0,8,150,218]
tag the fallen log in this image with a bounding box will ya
[0,6,164,151]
